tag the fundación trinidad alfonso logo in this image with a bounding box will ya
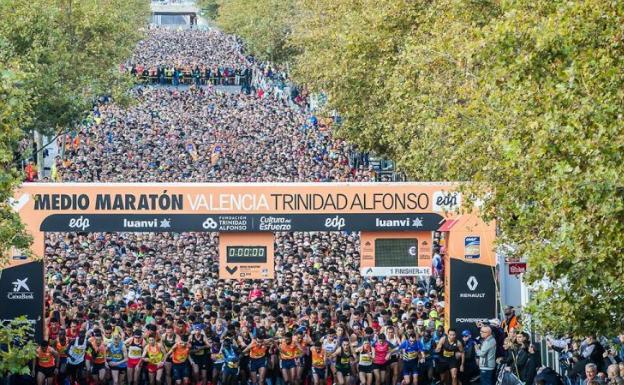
[8,278,34,300]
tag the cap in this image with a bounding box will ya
[462,330,471,337]
[488,318,501,326]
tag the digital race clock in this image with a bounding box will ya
[219,232,274,279]
[226,246,268,263]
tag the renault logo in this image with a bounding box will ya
[467,276,478,291]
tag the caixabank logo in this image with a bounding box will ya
[7,277,34,300]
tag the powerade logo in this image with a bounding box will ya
[7,278,34,300]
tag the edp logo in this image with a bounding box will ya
[432,191,461,212]
[69,216,90,231]
[324,215,346,230]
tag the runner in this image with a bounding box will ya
[55,329,69,385]
[238,326,254,385]
[436,329,464,385]
[387,326,402,385]
[211,337,225,385]
[293,329,311,385]
[222,338,241,385]
[372,333,393,385]
[161,325,178,385]
[245,332,270,385]
[67,331,89,385]
[88,332,108,385]
[332,338,355,385]
[107,333,128,385]
[322,329,339,380]
[167,334,195,385]
[278,332,299,385]
[419,330,436,385]
[400,332,425,385]
[310,341,327,385]
[126,330,146,385]
[35,340,59,385]
[143,335,167,385]
[356,339,374,385]
[190,326,211,385]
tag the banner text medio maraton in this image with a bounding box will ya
[32,192,430,212]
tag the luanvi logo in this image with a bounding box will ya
[375,217,423,228]
[225,266,238,275]
[8,278,34,300]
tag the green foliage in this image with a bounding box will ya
[0,0,149,267]
[198,0,220,20]
[0,317,38,376]
[0,0,150,135]
[288,0,624,335]
[214,0,298,63]
[0,70,33,267]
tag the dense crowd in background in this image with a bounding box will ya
[17,21,624,385]
[125,28,251,86]
[54,87,373,183]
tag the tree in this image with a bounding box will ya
[0,0,149,136]
[197,0,220,21]
[0,0,149,267]
[0,69,33,267]
[289,0,624,335]
[0,317,38,378]
[215,0,298,63]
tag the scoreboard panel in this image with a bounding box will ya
[226,246,268,263]
[360,231,432,277]
[219,233,274,280]
[374,238,418,267]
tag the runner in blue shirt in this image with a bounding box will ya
[400,333,424,385]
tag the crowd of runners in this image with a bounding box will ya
[24,24,624,385]
[125,28,251,86]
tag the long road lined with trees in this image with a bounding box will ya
[0,1,623,385]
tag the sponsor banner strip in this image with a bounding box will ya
[360,267,432,277]
[40,213,444,232]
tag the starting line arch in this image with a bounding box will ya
[3,182,497,341]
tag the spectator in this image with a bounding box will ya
[476,326,496,385]
[607,364,624,385]
[501,306,521,334]
[584,363,602,385]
